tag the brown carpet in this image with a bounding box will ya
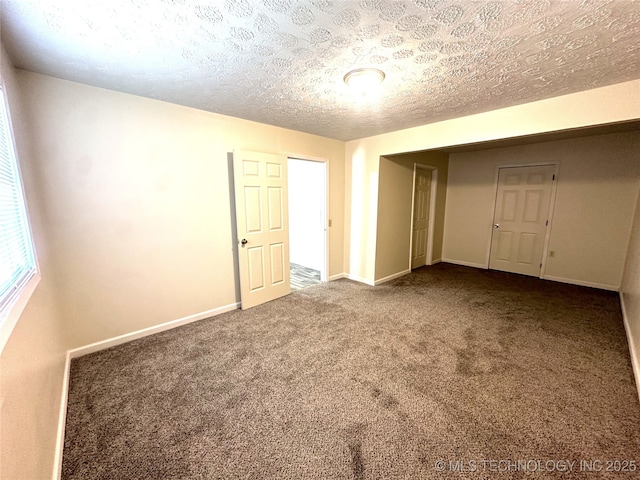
[62,263,640,479]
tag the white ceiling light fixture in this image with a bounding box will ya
[343,68,386,98]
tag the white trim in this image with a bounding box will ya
[427,169,438,266]
[53,303,240,478]
[439,259,619,291]
[542,275,618,292]
[0,272,40,353]
[375,269,411,285]
[430,259,442,265]
[347,274,375,286]
[328,273,347,281]
[284,152,328,163]
[0,80,42,355]
[323,160,329,283]
[52,351,71,480]
[68,303,239,359]
[620,292,640,403]
[286,156,329,284]
[539,164,560,278]
[441,258,488,269]
[408,165,417,269]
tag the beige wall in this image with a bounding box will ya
[2,69,345,478]
[2,58,639,480]
[443,132,639,289]
[375,151,448,282]
[18,71,345,348]
[344,80,640,285]
[345,80,640,282]
[621,185,640,400]
[0,47,67,479]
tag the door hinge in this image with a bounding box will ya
[540,263,543,268]
[545,220,548,226]
[552,174,556,181]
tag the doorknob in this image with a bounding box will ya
[494,224,500,228]
[240,239,248,247]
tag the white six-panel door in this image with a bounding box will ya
[489,165,555,277]
[234,151,290,310]
[411,168,432,269]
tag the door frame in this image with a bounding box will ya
[408,163,438,270]
[485,162,560,278]
[286,155,329,283]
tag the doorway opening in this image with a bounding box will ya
[409,164,438,270]
[287,158,327,290]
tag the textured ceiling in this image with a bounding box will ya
[1,0,639,141]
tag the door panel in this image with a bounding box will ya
[501,190,518,221]
[248,246,265,291]
[267,162,282,178]
[489,165,555,277]
[517,232,536,264]
[411,169,431,269]
[504,173,521,185]
[267,187,283,230]
[495,231,514,261]
[244,187,262,232]
[234,151,290,309]
[528,172,545,185]
[270,243,286,285]
[523,190,543,222]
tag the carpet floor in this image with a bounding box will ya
[62,264,640,479]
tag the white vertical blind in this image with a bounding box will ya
[0,84,36,316]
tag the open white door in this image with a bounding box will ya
[489,165,555,277]
[234,150,290,310]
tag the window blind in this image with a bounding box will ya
[0,85,36,316]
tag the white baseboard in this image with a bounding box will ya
[54,303,240,479]
[429,258,442,265]
[375,269,411,286]
[542,275,618,292]
[439,262,620,292]
[347,274,375,286]
[52,351,71,480]
[441,258,488,269]
[328,273,347,281]
[68,303,239,359]
[620,292,640,403]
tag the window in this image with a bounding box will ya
[0,83,37,327]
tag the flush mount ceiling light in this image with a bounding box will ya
[343,68,386,94]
